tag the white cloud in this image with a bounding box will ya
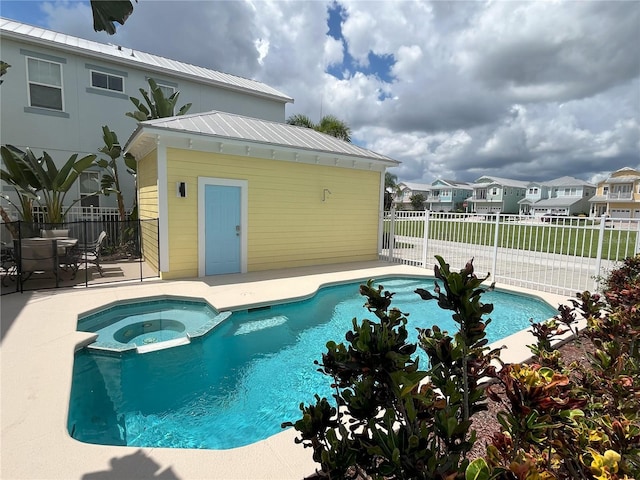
[26,0,640,185]
[323,36,343,68]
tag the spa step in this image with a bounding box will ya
[135,336,191,354]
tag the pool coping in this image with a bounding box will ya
[0,261,575,479]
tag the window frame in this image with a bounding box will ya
[79,172,101,208]
[26,56,64,111]
[89,69,125,93]
[156,82,176,98]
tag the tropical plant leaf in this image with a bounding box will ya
[90,0,135,35]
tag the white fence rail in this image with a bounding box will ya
[3,205,123,223]
[381,211,640,296]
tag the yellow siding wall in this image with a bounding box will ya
[137,150,160,272]
[164,148,381,278]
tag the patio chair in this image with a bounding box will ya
[1,241,17,288]
[71,231,107,278]
[14,238,59,290]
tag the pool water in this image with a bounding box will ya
[68,277,557,450]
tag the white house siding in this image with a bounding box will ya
[0,22,290,213]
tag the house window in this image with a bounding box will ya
[491,188,498,195]
[27,57,63,110]
[80,172,100,208]
[157,83,175,97]
[90,71,124,92]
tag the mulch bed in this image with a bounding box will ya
[469,334,594,459]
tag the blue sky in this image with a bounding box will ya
[1,0,639,185]
[1,1,51,26]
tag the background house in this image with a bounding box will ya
[0,17,292,214]
[394,179,471,211]
[589,167,640,218]
[519,176,595,217]
[125,111,399,279]
[394,182,431,210]
[466,176,528,214]
[426,179,472,212]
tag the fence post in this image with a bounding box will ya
[421,210,430,268]
[635,220,640,257]
[389,209,396,262]
[593,215,607,291]
[492,213,500,280]
[138,218,143,282]
[83,219,89,287]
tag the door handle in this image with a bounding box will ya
[236,225,241,236]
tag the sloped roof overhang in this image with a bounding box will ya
[125,116,399,172]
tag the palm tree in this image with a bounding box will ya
[384,172,400,210]
[286,114,351,142]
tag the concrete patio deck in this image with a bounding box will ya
[1,261,572,479]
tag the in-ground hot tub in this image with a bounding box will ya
[77,296,231,354]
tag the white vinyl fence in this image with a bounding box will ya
[381,211,640,296]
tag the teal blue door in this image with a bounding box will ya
[205,185,241,275]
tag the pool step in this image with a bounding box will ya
[135,336,191,354]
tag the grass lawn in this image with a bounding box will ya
[384,218,637,261]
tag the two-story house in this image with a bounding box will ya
[518,176,595,217]
[394,179,472,211]
[466,176,528,214]
[394,182,431,210]
[589,167,640,218]
[0,17,293,212]
[426,179,472,212]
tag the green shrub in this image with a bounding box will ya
[284,255,640,480]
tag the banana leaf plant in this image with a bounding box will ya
[126,78,192,121]
[90,0,136,35]
[96,126,136,222]
[1,145,41,223]
[4,145,96,224]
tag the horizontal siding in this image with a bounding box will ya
[140,222,159,272]
[137,151,159,220]
[137,150,159,271]
[165,148,381,277]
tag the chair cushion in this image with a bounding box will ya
[41,229,69,238]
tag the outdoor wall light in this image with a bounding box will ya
[322,188,332,202]
[177,182,187,198]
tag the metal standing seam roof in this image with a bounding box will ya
[472,176,529,188]
[529,197,583,207]
[127,110,399,164]
[540,176,596,187]
[400,182,432,192]
[0,17,293,103]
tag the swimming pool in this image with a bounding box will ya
[68,277,557,450]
